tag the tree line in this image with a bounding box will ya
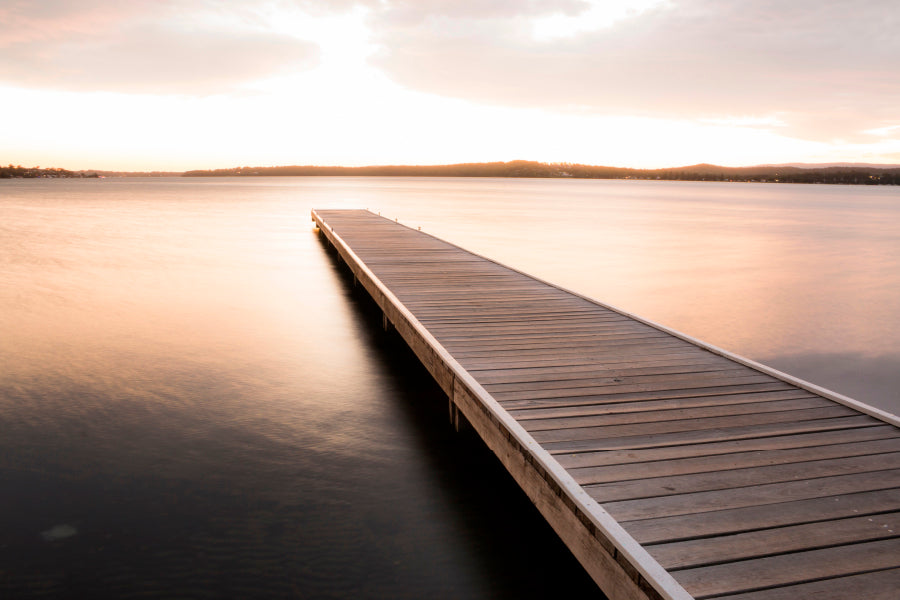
[5,160,898,184]
[183,160,900,185]
[0,164,98,178]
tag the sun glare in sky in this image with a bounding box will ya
[531,0,668,41]
[1,1,898,171]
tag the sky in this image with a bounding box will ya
[1,0,899,171]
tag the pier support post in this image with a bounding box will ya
[448,399,472,434]
[449,399,461,432]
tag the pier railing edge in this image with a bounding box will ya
[312,209,694,600]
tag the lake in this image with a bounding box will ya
[1,176,898,597]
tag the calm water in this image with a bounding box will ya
[1,177,898,597]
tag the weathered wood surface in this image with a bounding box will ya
[313,209,900,600]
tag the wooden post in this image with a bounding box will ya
[449,399,460,432]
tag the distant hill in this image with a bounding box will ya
[0,165,99,178]
[183,161,900,185]
[761,162,900,169]
[0,164,180,178]
[5,160,898,184]
[91,170,183,177]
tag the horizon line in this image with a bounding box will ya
[10,159,900,174]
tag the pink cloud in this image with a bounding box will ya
[0,0,164,46]
[0,1,318,94]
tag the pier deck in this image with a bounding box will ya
[312,209,900,600]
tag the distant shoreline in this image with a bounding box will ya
[186,160,900,185]
[4,160,899,185]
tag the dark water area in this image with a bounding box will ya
[1,292,593,598]
[0,178,600,598]
[1,176,898,597]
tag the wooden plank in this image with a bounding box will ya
[587,451,900,503]
[622,488,900,544]
[432,326,654,340]
[444,337,680,355]
[427,318,647,332]
[484,368,757,394]
[557,425,900,469]
[714,568,900,600]
[543,415,880,454]
[602,469,900,522]
[428,314,647,325]
[674,538,900,598]
[492,373,779,403]
[465,350,726,371]
[532,405,857,444]
[502,382,796,410]
[441,333,676,350]
[649,512,900,570]
[570,437,900,484]
[452,339,694,360]
[411,300,599,311]
[474,360,738,385]
[417,310,602,321]
[393,289,574,300]
[522,397,831,432]
[499,383,794,410]
[513,390,819,421]
[454,335,692,353]
[424,310,631,322]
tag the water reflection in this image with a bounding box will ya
[0,178,600,598]
[1,176,897,598]
[762,351,900,416]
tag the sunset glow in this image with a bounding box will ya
[1,0,898,171]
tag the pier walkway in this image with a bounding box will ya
[312,209,900,600]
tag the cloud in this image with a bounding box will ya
[378,0,589,23]
[864,124,900,137]
[0,1,152,45]
[0,1,319,94]
[1,27,318,95]
[368,0,900,142]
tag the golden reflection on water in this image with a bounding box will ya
[2,177,898,414]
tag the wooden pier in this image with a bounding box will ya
[312,209,900,600]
